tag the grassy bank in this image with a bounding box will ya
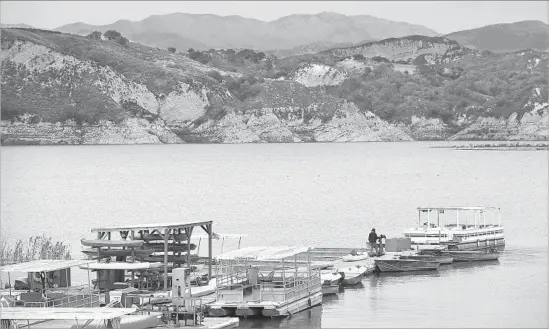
[0,235,71,265]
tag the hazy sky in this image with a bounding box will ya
[1,1,547,34]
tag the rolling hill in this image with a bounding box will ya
[445,20,549,53]
[1,28,547,145]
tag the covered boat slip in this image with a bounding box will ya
[209,246,322,318]
[0,260,100,308]
[89,221,215,291]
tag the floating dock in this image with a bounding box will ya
[207,246,323,318]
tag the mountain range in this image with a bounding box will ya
[55,12,440,54]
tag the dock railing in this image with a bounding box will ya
[215,259,321,303]
[22,291,100,308]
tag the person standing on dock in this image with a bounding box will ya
[368,229,378,255]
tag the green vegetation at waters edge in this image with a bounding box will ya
[432,142,549,150]
[0,235,71,265]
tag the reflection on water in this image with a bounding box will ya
[239,306,323,328]
[448,260,501,270]
[374,269,442,279]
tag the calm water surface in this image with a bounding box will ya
[1,142,547,328]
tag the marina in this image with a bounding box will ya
[0,211,510,328]
[1,141,546,328]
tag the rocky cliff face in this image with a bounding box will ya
[176,81,412,143]
[323,36,466,62]
[449,87,548,141]
[289,63,348,87]
[1,28,414,145]
[1,28,547,144]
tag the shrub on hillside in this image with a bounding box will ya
[188,49,211,64]
[116,36,129,46]
[86,31,102,40]
[168,47,176,53]
[104,29,122,41]
[224,75,264,101]
[208,70,223,83]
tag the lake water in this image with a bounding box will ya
[1,142,547,328]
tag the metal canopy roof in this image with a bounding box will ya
[215,246,310,261]
[0,307,137,320]
[80,262,163,271]
[91,220,213,233]
[1,259,94,273]
[418,207,499,211]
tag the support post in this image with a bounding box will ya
[185,227,194,271]
[282,258,286,300]
[8,273,11,296]
[208,224,213,281]
[161,229,170,291]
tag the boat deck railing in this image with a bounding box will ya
[215,267,321,303]
[18,292,100,308]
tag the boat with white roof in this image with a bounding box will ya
[403,206,505,251]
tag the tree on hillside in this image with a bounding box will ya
[265,58,273,71]
[104,29,122,41]
[168,47,176,53]
[352,54,365,61]
[86,31,102,40]
[116,36,129,46]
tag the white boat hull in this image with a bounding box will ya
[321,284,340,295]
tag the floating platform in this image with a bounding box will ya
[208,291,323,318]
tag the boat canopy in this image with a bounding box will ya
[192,233,248,239]
[0,307,137,320]
[215,246,310,261]
[418,206,499,211]
[79,262,163,270]
[91,221,213,233]
[1,259,94,273]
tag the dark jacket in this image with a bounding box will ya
[368,231,378,244]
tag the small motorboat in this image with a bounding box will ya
[338,265,368,285]
[399,254,454,265]
[143,243,197,252]
[321,271,342,295]
[80,239,144,248]
[81,248,155,257]
[442,250,500,262]
[342,252,369,262]
[69,314,161,329]
[375,259,440,272]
